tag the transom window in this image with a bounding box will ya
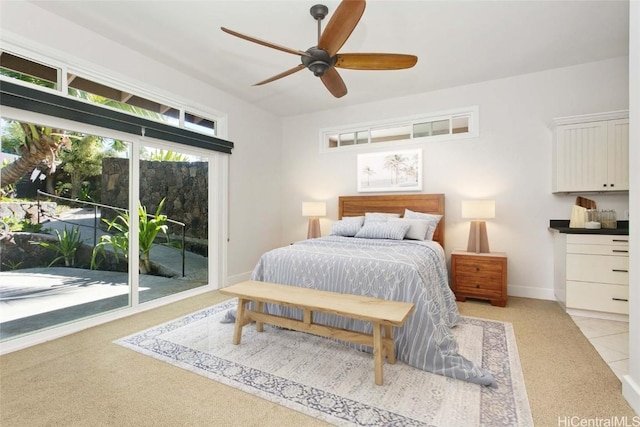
[1,51,217,136]
[322,106,478,152]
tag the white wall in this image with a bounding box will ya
[623,0,639,415]
[0,1,284,282]
[281,57,629,300]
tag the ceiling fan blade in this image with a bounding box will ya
[320,67,347,98]
[335,53,418,70]
[221,27,312,58]
[253,64,306,86]
[318,0,366,57]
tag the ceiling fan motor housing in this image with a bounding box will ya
[302,47,336,77]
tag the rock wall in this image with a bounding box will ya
[0,201,57,224]
[101,158,208,240]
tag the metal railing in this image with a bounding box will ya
[36,190,186,277]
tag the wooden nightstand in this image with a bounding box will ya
[450,249,508,307]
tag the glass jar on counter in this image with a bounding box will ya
[600,209,617,229]
[585,209,601,228]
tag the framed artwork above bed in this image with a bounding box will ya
[357,149,422,193]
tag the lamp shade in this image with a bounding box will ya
[461,200,495,219]
[302,202,326,217]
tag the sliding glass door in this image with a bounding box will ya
[135,143,209,304]
[1,111,221,344]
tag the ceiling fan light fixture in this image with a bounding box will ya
[308,60,329,77]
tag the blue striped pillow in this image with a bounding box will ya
[354,222,411,240]
[329,216,365,237]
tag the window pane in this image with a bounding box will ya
[432,119,450,136]
[413,122,433,138]
[67,75,179,124]
[339,132,355,146]
[185,112,216,136]
[452,116,470,134]
[328,134,338,148]
[0,118,131,341]
[0,51,58,89]
[355,130,369,144]
[370,125,411,143]
[137,146,209,303]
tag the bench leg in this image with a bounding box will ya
[233,298,248,345]
[384,325,396,364]
[255,301,264,332]
[373,323,383,385]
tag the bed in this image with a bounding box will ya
[248,194,495,386]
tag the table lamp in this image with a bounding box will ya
[461,200,495,253]
[302,202,326,239]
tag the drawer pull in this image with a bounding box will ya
[612,269,629,273]
[612,298,628,302]
[612,250,628,253]
[612,239,628,243]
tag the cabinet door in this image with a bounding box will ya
[607,119,629,191]
[553,122,608,192]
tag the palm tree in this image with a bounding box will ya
[383,154,408,185]
[1,123,71,189]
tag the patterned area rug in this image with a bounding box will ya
[115,299,533,427]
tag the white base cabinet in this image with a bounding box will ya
[554,233,629,317]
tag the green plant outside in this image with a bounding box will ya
[37,226,82,267]
[1,216,47,233]
[91,198,178,273]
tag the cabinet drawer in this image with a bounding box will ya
[566,254,629,285]
[566,281,629,314]
[566,244,629,256]
[566,234,629,246]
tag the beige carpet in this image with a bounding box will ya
[0,292,636,426]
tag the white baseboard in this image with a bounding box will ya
[622,374,640,416]
[507,285,556,301]
[566,308,629,322]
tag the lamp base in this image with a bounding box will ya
[467,220,490,253]
[307,217,321,239]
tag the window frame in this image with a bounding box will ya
[0,46,228,142]
[319,106,479,153]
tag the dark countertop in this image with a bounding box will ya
[549,220,629,235]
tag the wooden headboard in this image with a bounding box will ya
[338,194,445,248]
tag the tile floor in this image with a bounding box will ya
[571,315,629,381]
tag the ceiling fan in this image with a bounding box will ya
[221,0,418,98]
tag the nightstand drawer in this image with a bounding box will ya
[453,258,504,281]
[456,282,503,298]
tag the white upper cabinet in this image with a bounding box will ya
[552,111,629,193]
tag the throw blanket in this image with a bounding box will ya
[248,236,495,386]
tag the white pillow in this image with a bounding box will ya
[388,218,430,241]
[329,216,364,237]
[364,212,401,224]
[403,209,443,240]
[354,222,410,240]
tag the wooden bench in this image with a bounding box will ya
[220,280,415,385]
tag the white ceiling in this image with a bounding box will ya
[29,0,629,117]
